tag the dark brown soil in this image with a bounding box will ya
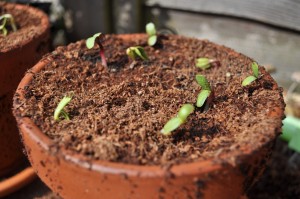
[14,34,284,166]
[0,2,44,52]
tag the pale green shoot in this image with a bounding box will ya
[126,46,149,61]
[54,93,73,121]
[242,62,260,86]
[161,104,195,135]
[146,22,157,46]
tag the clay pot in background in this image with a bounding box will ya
[13,34,285,199]
[0,2,50,177]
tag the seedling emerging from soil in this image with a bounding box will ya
[146,22,157,46]
[126,46,149,61]
[54,93,73,121]
[195,75,213,110]
[0,14,17,36]
[196,58,219,70]
[161,104,195,135]
[242,62,259,86]
[86,33,107,67]
[281,116,300,153]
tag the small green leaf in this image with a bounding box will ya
[148,35,157,46]
[251,62,259,78]
[196,90,211,108]
[146,22,156,36]
[195,75,211,91]
[178,104,195,121]
[86,33,101,49]
[134,47,149,60]
[161,117,184,135]
[196,58,210,70]
[54,93,73,121]
[126,46,148,60]
[252,62,259,78]
[242,75,257,86]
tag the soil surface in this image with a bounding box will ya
[0,2,44,52]
[14,34,284,166]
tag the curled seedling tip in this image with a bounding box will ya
[195,75,213,110]
[54,92,74,121]
[161,104,195,135]
[242,62,259,86]
[146,22,157,46]
[196,58,219,70]
[86,32,107,67]
[126,46,149,61]
[0,14,17,36]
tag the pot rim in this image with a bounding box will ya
[0,2,50,53]
[14,34,284,178]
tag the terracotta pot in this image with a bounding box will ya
[13,34,284,199]
[0,2,50,177]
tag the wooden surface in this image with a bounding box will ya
[146,0,300,32]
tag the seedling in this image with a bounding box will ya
[161,104,195,135]
[242,62,259,86]
[196,58,219,70]
[195,75,213,110]
[146,22,157,46]
[0,14,17,36]
[54,93,73,121]
[281,116,300,153]
[126,46,149,61]
[86,33,107,67]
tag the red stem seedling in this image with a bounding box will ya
[86,33,107,67]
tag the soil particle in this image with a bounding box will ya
[14,34,284,166]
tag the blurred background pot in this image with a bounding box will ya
[0,1,50,181]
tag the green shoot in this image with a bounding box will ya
[197,90,211,108]
[161,104,195,135]
[242,62,259,86]
[195,75,213,109]
[196,58,219,70]
[54,93,73,121]
[146,22,157,46]
[126,46,149,61]
[281,116,300,153]
[0,14,17,36]
[196,75,211,91]
[86,33,107,67]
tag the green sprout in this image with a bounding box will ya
[281,116,300,153]
[54,93,73,121]
[126,46,149,61]
[146,22,157,46]
[195,75,213,110]
[86,32,107,67]
[161,104,195,135]
[196,58,219,70]
[242,62,259,86]
[0,14,17,36]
